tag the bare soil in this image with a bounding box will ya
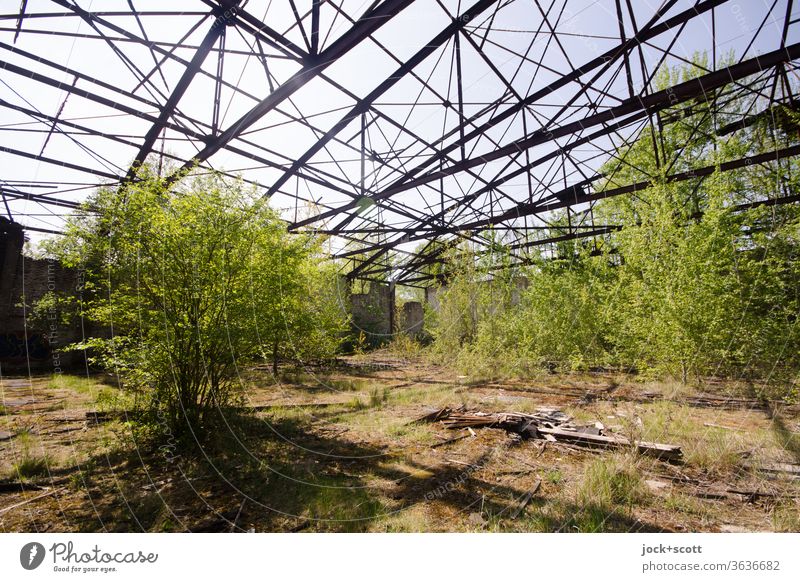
[1,353,798,532]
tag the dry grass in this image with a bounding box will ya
[638,401,763,474]
[12,450,53,479]
[373,505,430,532]
[577,454,649,508]
[1,360,798,533]
[772,500,800,531]
[385,335,425,359]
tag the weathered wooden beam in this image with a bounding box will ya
[537,426,683,461]
[418,407,683,461]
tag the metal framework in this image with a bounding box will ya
[1,0,799,285]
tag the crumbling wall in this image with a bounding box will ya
[0,218,83,371]
[350,281,393,347]
[424,286,442,313]
[399,301,424,339]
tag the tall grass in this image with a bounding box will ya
[12,448,53,479]
[577,454,649,508]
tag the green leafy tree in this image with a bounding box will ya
[43,167,347,437]
[593,55,800,382]
[425,54,800,392]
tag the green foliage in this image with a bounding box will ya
[427,238,520,367]
[41,167,347,440]
[26,291,80,329]
[577,454,648,508]
[593,68,800,381]
[473,254,615,374]
[13,450,52,479]
[425,55,800,392]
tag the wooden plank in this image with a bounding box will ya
[413,407,455,424]
[0,487,65,515]
[418,407,681,461]
[511,479,541,518]
[537,426,682,461]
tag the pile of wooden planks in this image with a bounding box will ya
[417,407,683,462]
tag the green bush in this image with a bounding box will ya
[41,167,348,441]
[13,451,52,479]
[422,56,800,392]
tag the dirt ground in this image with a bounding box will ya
[1,353,799,532]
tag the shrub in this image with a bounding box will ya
[42,167,347,441]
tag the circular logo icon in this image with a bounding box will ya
[20,542,46,570]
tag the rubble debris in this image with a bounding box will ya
[417,407,683,462]
[414,406,462,424]
[507,433,524,446]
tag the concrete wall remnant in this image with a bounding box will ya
[350,281,393,347]
[424,286,442,313]
[399,301,424,339]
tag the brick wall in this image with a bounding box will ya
[0,218,83,372]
